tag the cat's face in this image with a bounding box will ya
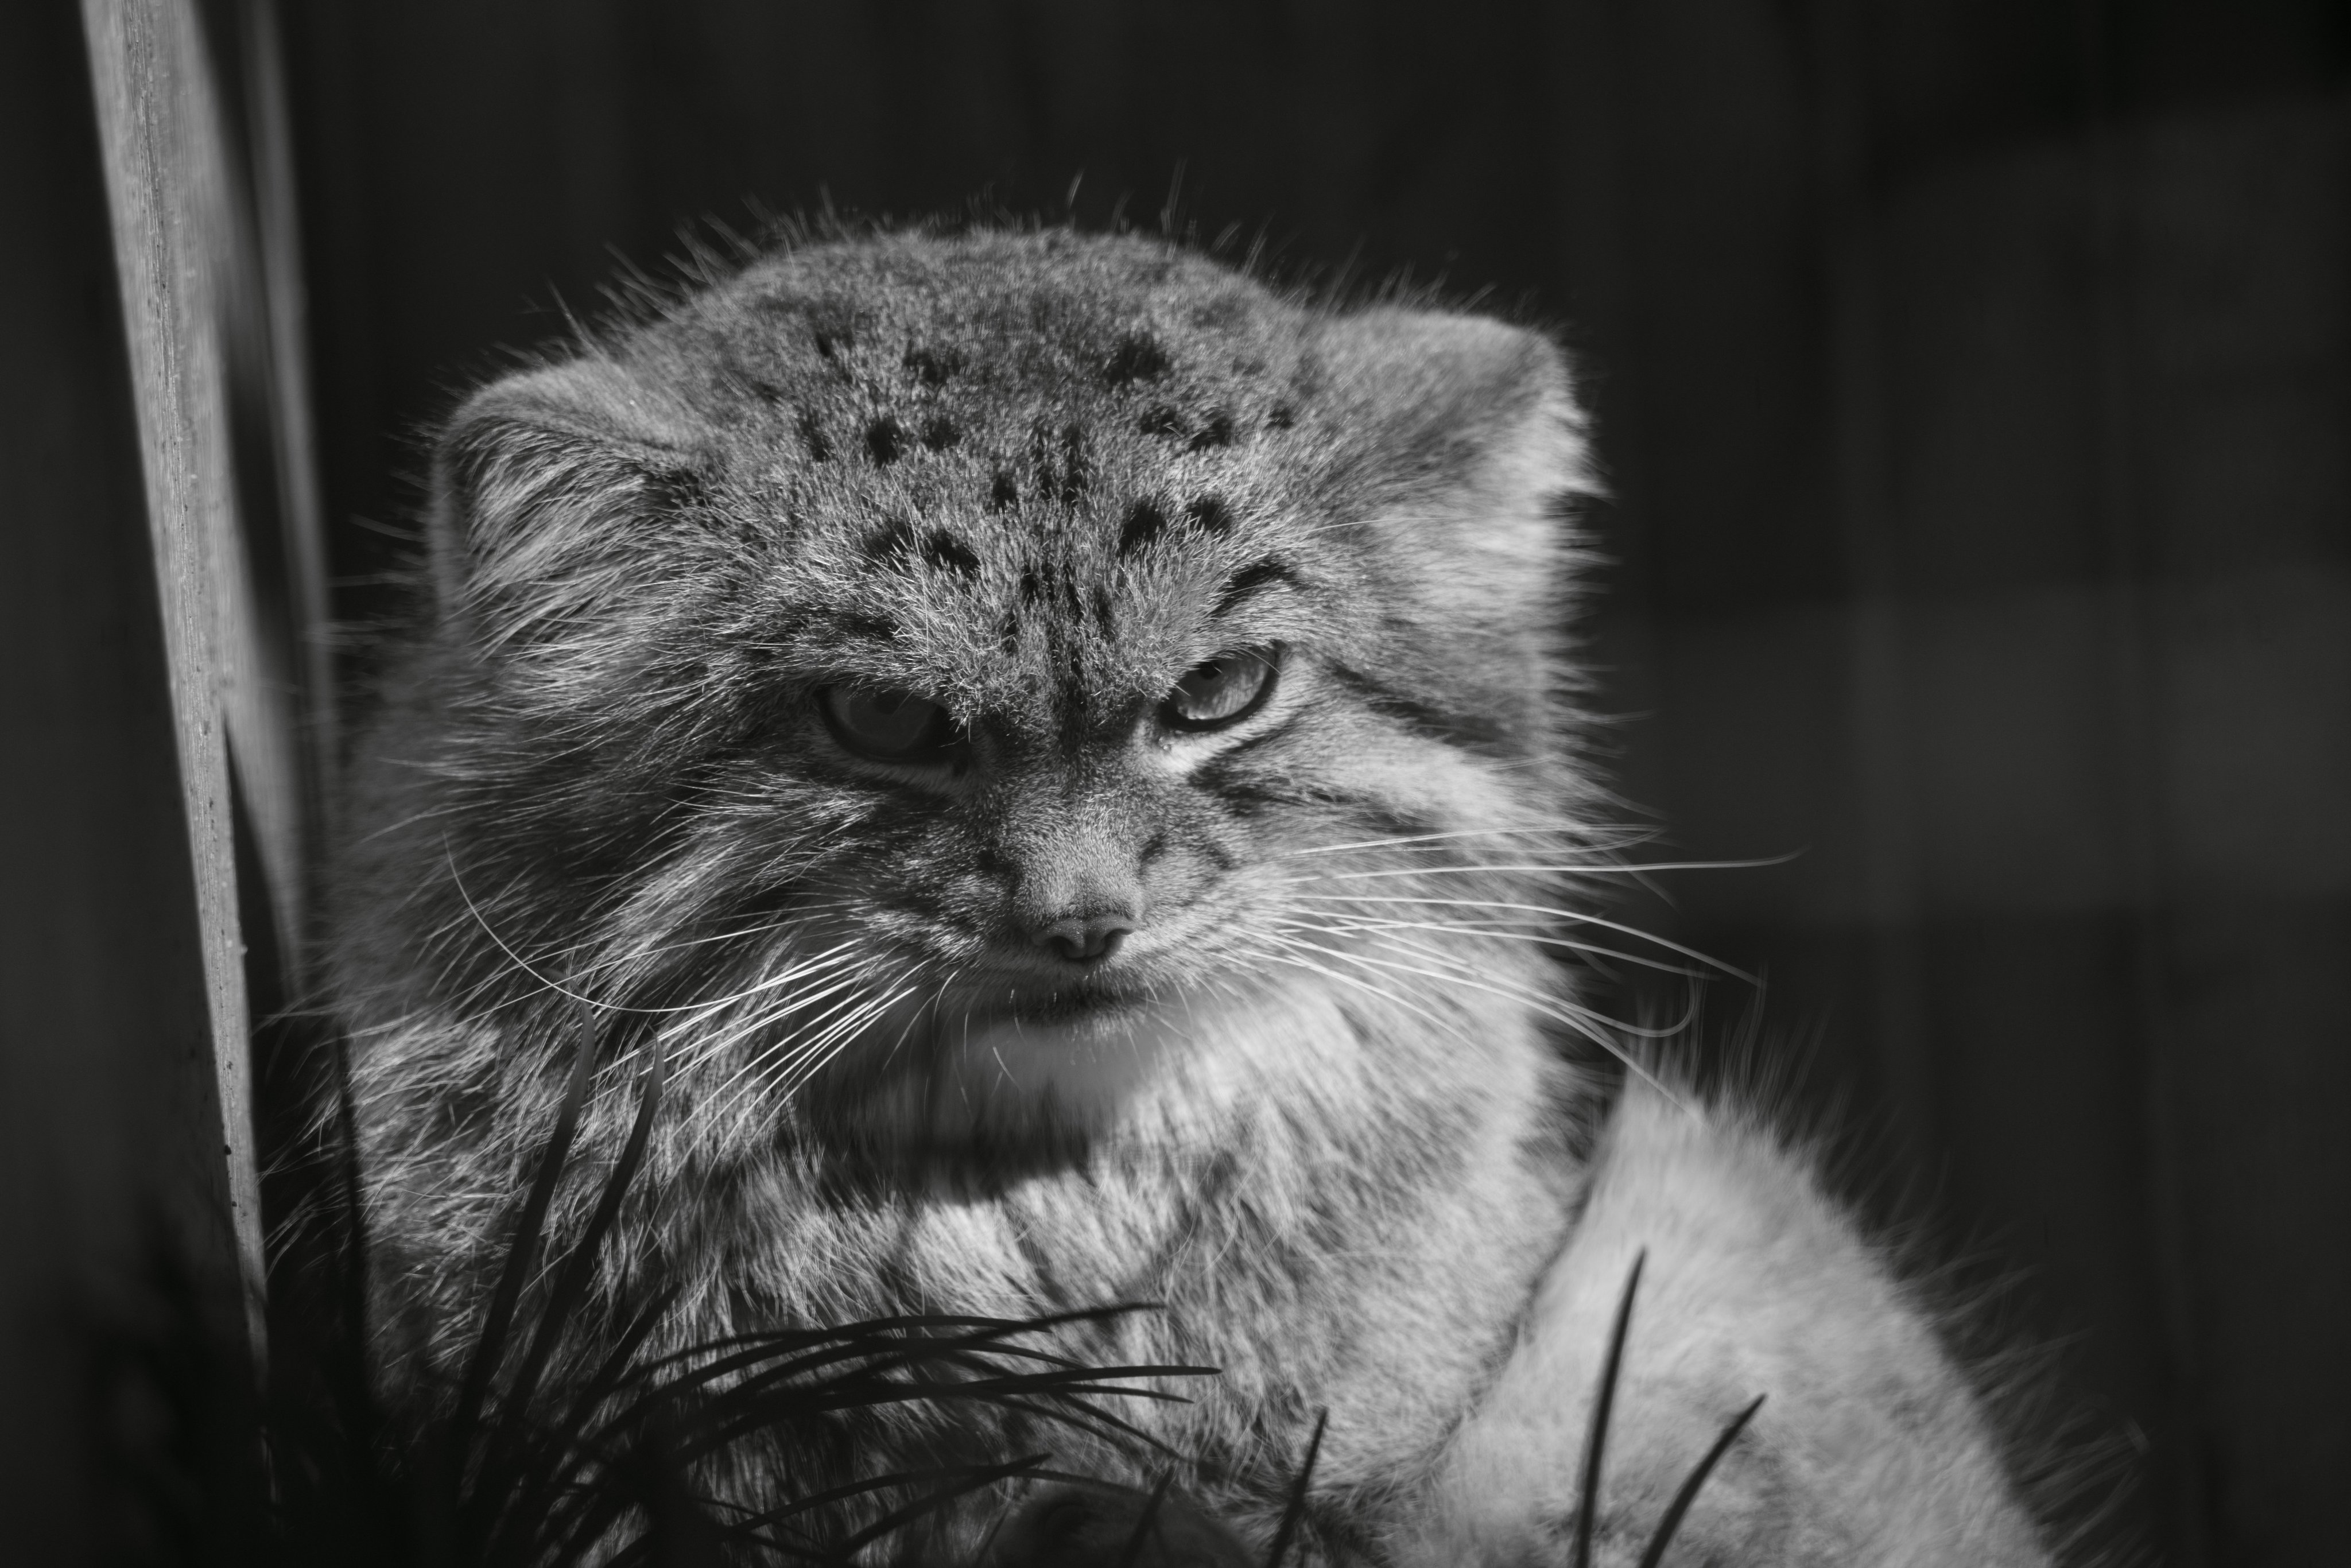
[378,232,1595,1158]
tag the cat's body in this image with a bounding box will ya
[331,229,2050,1563]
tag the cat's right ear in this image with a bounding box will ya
[425,358,697,642]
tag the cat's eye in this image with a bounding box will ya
[817,686,959,764]
[1162,647,1279,732]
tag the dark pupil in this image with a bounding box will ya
[1175,655,1260,722]
[840,689,940,754]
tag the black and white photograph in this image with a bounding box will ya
[3,2,2345,1563]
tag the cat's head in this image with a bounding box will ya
[354,230,1601,1160]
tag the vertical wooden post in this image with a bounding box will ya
[0,0,327,1549]
[79,0,276,1364]
[74,0,333,1377]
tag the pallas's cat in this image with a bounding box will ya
[331,230,2050,1563]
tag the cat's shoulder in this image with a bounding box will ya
[1413,1078,2057,1565]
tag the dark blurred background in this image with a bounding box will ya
[276,2,2347,1562]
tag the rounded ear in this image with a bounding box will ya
[1312,308,1594,500]
[1309,310,1600,742]
[426,358,700,643]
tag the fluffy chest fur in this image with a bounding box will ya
[331,230,2053,1564]
[336,228,1605,1542]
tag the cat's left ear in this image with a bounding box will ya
[1306,309,1600,739]
[1310,306,1596,572]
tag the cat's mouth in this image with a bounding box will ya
[929,976,1145,1033]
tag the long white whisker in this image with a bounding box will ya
[765,988,913,1099]
[1282,894,1753,981]
[1270,913,1716,980]
[658,940,871,1024]
[668,960,874,1078]
[1279,826,1597,857]
[1279,830,1797,878]
[556,913,823,985]
[1268,933,1695,1110]
[1242,938,1482,1047]
[444,844,876,1020]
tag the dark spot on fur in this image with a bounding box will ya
[1092,585,1117,628]
[748,378,786,405]
[797,409,832,462]
[1019,568,1045,606]
[1188,412,1236,452]
[1139,830,1169,864]
[920,415,960,451]
[859,517,918,564]
[649,468,710,513]
[903,345,964,386]
[990,470,1019,509]
[1215,558,1295,615]
[1119,500,1167,556]
[1103,332,1170,387]
[866,416,904,465]
[810,308,855,362]
[840,612,899,642]
[1267,405,1297,430]
[1185,496,1235,535]
[921,530,981,576]
[1138,405,1185,438]
[997,611,1021,651]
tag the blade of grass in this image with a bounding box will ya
[1632,1394,1764,1568]
[666,1363,1208,1472]
[495,1288,682,1562]
[476,1035,673,1561]
[1262,1408,1327,1568]
[629,1303,1163,1382]
[1573,1249,1646,1568]
[503,1032,669,1434]
[452,998,600,1457]
[1113,1473,1177,1568]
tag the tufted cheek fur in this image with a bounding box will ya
[332,228,1621,1552]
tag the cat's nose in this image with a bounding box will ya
[1035,913,1134,967]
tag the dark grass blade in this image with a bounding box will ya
[639,1321,1206,1453]
[1573,1249,1646,1568]
[1113,1473,1178,1568]
[495,1288,682,1561]
[1261,1408,1328,1568]
[1633,1394,1764,1568]
[474,1036,673,1562]
[541,1348,1208,1565]
[550,1285,683,1464]
[629,1303,1166,1383]
[502,1033,669,1431]
[618,1314,1134,1409]
[451,998,600,1453]
[666,1363,1209,1472]
[472,1037,670,1563]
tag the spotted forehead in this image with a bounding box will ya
[773,459,1306,732]
[652,237,1332,719]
